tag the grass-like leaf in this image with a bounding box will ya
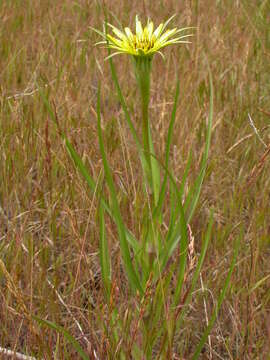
[32,316,89,360]
[150,160,189,280]
[159,71,213,272]
[37,83,141,256]
[96,85,143,295]
[153,79,180,220]
[172,195,189,304]
[185,69,214,223]
[64,138,141,254]
[98,200,111,300]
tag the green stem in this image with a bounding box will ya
[133,56,161,270]
[134,56,152,181]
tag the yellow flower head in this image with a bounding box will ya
[94,15,193,59]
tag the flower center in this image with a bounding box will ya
[133,36,155,52]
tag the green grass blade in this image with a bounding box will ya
[191,235,240,359]
[32,316,89,360]
[146,143,205,280]
[98,201,111,300]
[150,164,188,279]
[154,79,180,218]
[65,137,140,253]
[162,151,192,244]
[97,86,143,295]
[178,150,193,198]
[107,57,140,150]
[249,274,270,294]
[185,70,213,223]
[161,151,192,262]
[172,196,189,304]
[37,84,141,256]
[164,181,177,245]
[152,180,188,289]
[37,83,108,210]
[64,138,109,213]
[107,57,141,150]
[160,218,213,351]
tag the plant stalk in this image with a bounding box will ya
[133,56,153,184]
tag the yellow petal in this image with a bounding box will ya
[124,27,134,42]
[158,28,177,44]
[135,15,143,38]
[147,21,154,39]
[108,24,126,41]
[107,34,124,48]
[153,23,164,40]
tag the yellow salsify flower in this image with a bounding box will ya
[94,15,193,59]
[92,15,193,202]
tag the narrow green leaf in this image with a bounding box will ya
[185,69,214,223]
[97,86,143,295]
[144,154,189,277]
[173,199,189,304]
[65,138,141,253]
[32,316,89,360]
[98,201,111,300]
[249,274,270,294]
[163,152,192,256]
[107,56,140,149]
[160,70,213,273]
[154,79,180,218]
[178,151,193,199]
[65,138,109,213]
[37,84,141,256]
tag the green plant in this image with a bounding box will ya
[33,13,239,359]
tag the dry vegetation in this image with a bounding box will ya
[0,0,270,359]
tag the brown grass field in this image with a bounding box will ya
[0,0,270,358]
